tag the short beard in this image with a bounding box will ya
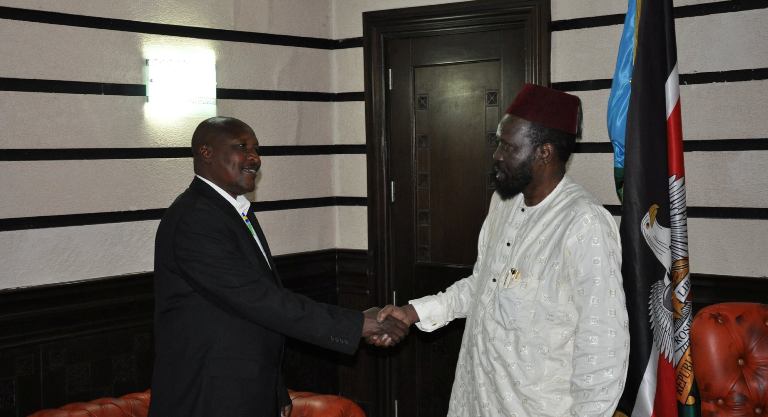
[493,159,533,200]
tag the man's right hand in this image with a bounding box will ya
[362,308,409,347]
[378,304,420,327]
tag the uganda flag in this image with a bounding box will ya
[607,1,699,416]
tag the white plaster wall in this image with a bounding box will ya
[336,206,367,249]
[0,204,344,289]
[0,0,333,38]
[551,0,725,21]
[0,221,158,290]
[551,10,768,83]
[575,81,768,142]
[331,47,365,92]
[0,154,366,218]
[0,159,192,218]
[0,94,363,148]
[569,152,768,208]
[258,206,337,255]
[0,19,333,91]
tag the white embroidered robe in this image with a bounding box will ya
[410,176,629,417]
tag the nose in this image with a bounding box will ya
[492,145,503,161]
[246,148,260,162]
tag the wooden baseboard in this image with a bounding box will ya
[0,249,367,417]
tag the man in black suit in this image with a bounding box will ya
[149,116,407,417]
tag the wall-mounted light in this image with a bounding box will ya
[144,48,216,120]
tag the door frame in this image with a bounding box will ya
[363,0,550,415]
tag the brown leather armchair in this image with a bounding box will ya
[691,302,768,417]
[27,389,366,417]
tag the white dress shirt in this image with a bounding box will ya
[196,175,271,268]
[410,176,629,417]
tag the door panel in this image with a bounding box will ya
[414,60,499,265]
[387,28,526,417]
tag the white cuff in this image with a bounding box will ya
[409,295,449,332]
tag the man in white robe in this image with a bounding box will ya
[377,84,630,417]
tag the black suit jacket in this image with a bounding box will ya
[148,178,363,417]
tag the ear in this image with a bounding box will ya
[536,143,554,165]
[198,144,213,162]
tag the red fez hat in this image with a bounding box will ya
[505,84,580,135]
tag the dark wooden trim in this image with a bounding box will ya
[0,77,145,95]
[552,68,768,92]
[217,88,364,102]
[0,249,368,346]
[0,209,167,231]
[692,273,768,312]
[0,273,154,350]
[0,77,365,101]
[575,138,768,153]
[0,6,362,50]
[0,198,368,232]
[602,205,768,220]
[0,145,367,161]
[4,137,763,162]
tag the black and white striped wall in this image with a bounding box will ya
[548,0,768,280]
[0,0,369,291]
[1,0,766,292]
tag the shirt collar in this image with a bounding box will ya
[196,175,252,215]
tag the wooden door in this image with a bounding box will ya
[364,2,549,416]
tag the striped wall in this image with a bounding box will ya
[0,0,368,290]
[1,0,766,291]
[549,0,768,279]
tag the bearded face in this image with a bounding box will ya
[492,115,537,200]
[492,151,534,200]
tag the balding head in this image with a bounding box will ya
[191,116,261,197]
[192,117,255,168]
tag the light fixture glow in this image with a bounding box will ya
[144,48,216,119]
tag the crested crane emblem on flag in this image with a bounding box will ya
[642,175,695,405]
[642,203,675,362]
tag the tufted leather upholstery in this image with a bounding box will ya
[691,302,768,417]
[27,389,365,417]
[27,391,151,417]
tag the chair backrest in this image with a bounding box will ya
[691,302,768,417]
[27,389,366,417]
[27,391,150,417]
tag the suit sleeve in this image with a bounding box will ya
[172,205,363,355]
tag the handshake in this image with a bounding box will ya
[360,304,421,347]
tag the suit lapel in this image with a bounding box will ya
[189,178,276,276]
[247,207,283,287]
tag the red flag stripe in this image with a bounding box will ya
[666,102,684,177]
[654,358,678,417]
[665,64,685,178]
